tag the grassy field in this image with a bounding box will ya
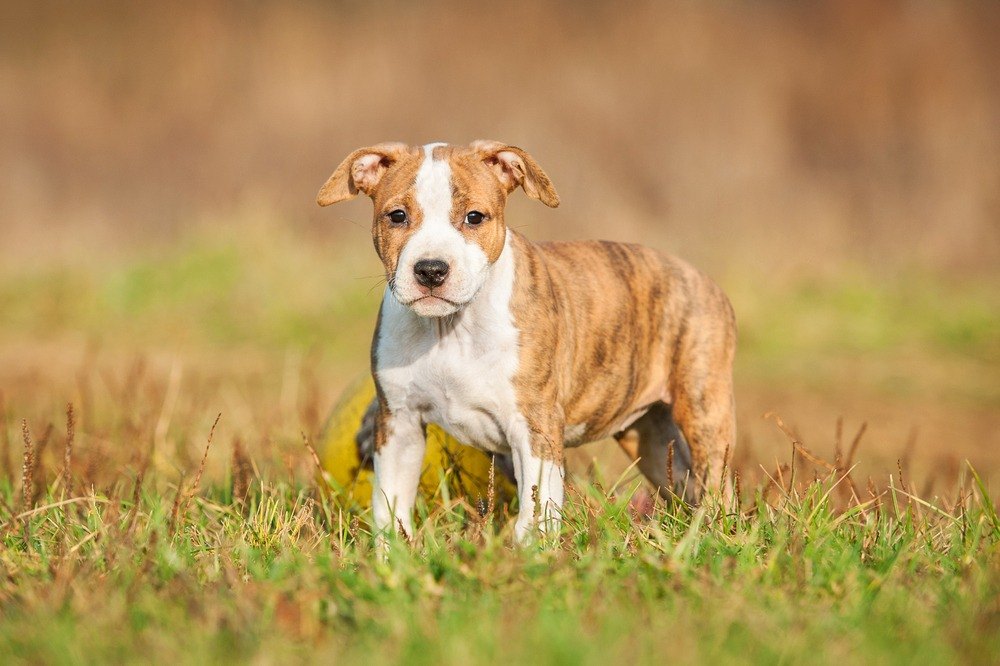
[1,430,998,664]
[3,3,999,663]
[0,225,997,664]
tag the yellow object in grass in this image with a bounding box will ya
[319,375,516,507]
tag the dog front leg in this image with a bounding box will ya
[509,424,565,543]
[371,409,425,545]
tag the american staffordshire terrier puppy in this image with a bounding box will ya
[317,140,737,542]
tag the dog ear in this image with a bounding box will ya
[317,143,409,206]
[471,140,560,208]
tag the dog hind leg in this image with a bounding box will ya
[669,339,737,503]
[615,402,696,501]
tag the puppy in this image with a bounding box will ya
[318,140,736,541]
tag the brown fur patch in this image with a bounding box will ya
[366,152,424,281]
[439,145,511,263]
[509,230,737,497]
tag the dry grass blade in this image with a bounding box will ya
[396,517,412,543]
[606,456,644,498]
[4,496,111,527]
[866,478,883,512]
[169,413,222,534]
[721,442,731,489]
[845,422,868,470]
[793,443,836,472]
[301,430,335,491]
[21,419,35,510]
[766,412,836,473]
[890,485,962,524]
[186,413,221,501]
[666,440,675,498]
[486,454,496,518]
[61,402,75,498]
[301,431,324,473]
[760,462,792,503]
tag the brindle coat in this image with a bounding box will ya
[319,140,736,510]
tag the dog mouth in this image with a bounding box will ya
[388,268,487,312]
[393,288,465,309]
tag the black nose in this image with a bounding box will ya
[413,259,450,288]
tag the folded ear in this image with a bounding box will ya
[471,140,560,208]
[317,142,409,206]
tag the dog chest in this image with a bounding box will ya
[414,347,517,452]
[375,300,522,454]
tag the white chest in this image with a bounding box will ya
[380,328,519,452]
[374,239,522,453]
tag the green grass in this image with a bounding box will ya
[737,274,997,359]
[2,229,997,366]
[0,227,381,359]
[1,227,997,663]
[5,228,994,414]
[1,467,998,665]
[728,268,1000,405]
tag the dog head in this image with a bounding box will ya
[317,140,559,317]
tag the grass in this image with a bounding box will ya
[0,226,380,357]
[2,227,996,373]
[729,269,1000,405]
[734,271,999,361]
[1,433,998,665]
[0,227,997,663]
[4,4,998,658]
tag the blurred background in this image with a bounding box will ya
[1,1,997,488]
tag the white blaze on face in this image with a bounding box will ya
[393,143,492,317]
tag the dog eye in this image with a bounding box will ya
[387,209,407,225]
[465,211,485,225]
